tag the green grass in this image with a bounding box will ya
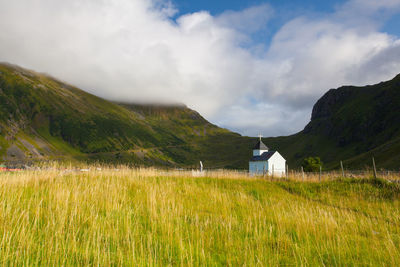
[0,63,255,168]
[0,168,398,265]
[36,127,84,158]
[0,135,8,160]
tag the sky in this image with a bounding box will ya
[0,0,400,137]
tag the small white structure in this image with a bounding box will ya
[249,138,286,176]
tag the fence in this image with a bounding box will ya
[284,170,400,182]
[187,168,400,182]
[1,162,399,183]
[179,168,400,183]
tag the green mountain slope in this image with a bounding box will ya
[0,63,253,168]
[1,62,399,169]
[264,74,400,169]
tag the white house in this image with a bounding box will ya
[249,138,286,176]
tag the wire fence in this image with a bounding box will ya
[186,168,400,183]
[1,162,400,183]
[283,170,400,182]
[176,168,400,183]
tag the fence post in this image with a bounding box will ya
[372,157,377,179]
[319,165,322,182]
[286,164,289,180]
[272,164,274,179]
[340,161,344,177]
[301,166,304,182]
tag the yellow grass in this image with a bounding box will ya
[0,165,399,266]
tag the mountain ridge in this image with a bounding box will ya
[0,62,399,169]
[264,73,400,169]
[0,62,253,168]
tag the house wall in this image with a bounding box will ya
[249,161,268,175]
[268,152,286,177]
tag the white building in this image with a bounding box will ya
[249,139,286,176]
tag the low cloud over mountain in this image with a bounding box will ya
[0,0,400,136]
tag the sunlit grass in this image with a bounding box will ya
[0,166,399,265]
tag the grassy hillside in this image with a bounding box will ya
[1,62,399,169]
[264,74,400,169]
[0,63,254,168]
[0,168,398,265]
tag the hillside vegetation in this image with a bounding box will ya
[0,168,399,265]
[0,63,253,168]
[1,62,399,169]
[264,74,400,169]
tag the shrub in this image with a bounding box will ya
[302,156,322,172]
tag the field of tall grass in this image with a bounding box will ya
[0,166,399,266]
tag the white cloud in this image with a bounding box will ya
[0,0,399,137]
[216,4,273,34]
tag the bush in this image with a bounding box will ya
[302,157,322,172]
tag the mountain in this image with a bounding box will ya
[1,62,399,170]
[264,74,400,169]
[0,63,253,168]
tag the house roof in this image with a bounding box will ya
[252,140,269,150]
[250,151,276,162]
